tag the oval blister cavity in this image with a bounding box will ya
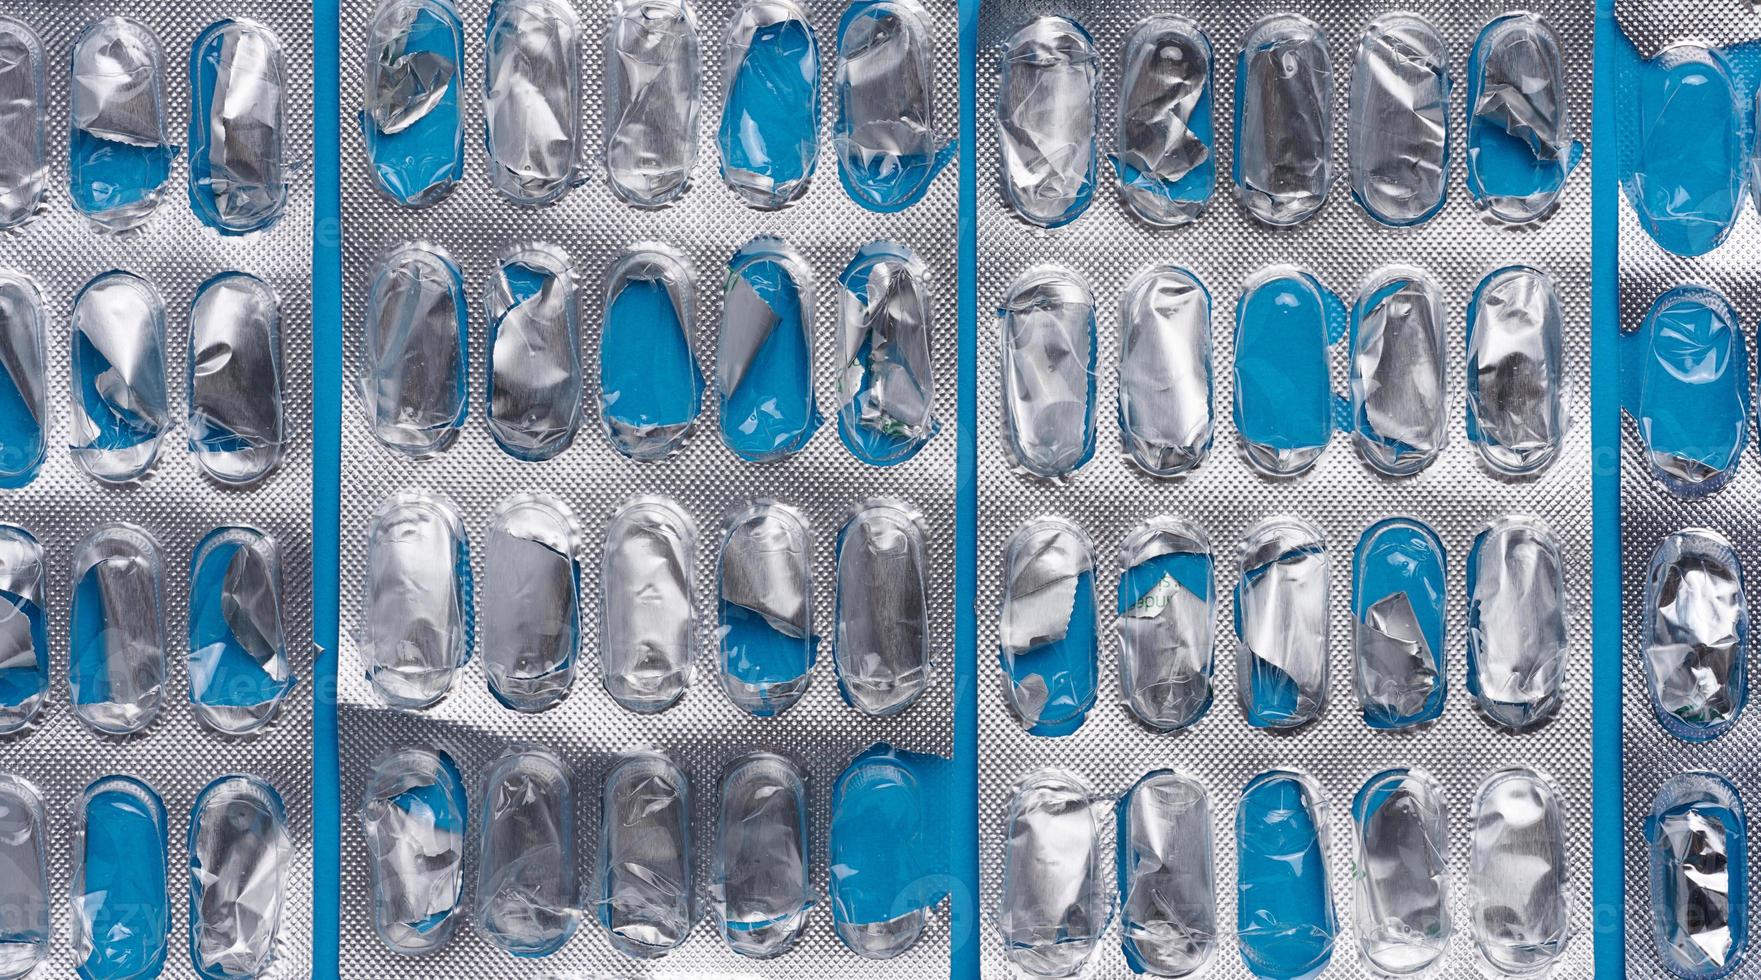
[1647,771,1749,978]
[598,752,693,957]
[835,0,946,211]
[69,18,176,231]
[73,776,169,980]
[485,244,581,461]
[188,527,293,735]
[0,774,49,979]
[1233,267,1338,477]
[483,0,582,206]
[605,0,702,207]
[1236,517,1329,730]
[1351,768,1451,976]
[719,0,820,209]
[361,243,468,457]
[1348,15,1448,226]
[1467,266,1565,476]
[188,20,287,233]
[1000,266,1095,479]
[188,272,284,485]
[996,16,1097,228]
[1629,45,1744,256]
[188,775,289,980]
[71,271,169,484]
[1643,530,1747,741]
[0,526,47,735]
[999,769,1104,978]
[1234,15,1332,226]
[361,493,472,708]
[1467,515,1569,731]
[1350,267,1446,476]
[360,745,468,955]
[474,747,578,957]
[0,272,46,486]
[713,752,811,957]
[601,245,703,460]
[829,747,933,959]
[718,501,817,716]
[602,495,696,713]
[1466,13,1580,223]
[1118,265,1212,477]
[835,499,930,716]
[718,238,820,461]
[361,0,465,206]
[836,241,938,466]
[0,19,46,230]
[481,494,581,712]
[1352,518,1446,729]
[999,517,1097,737]
[1630,286,1748,496]
[1236,770,1336,979]
[1117,518,1214,731]
[1469,768,1572,974]
[1112,17,1213,227]
[69,523,165,736]
[1117,771,1215,976]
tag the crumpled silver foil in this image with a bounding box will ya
[482,0,582,206]
[1352,768,1451,976]
[1347,14,1448,227]
[0,17,46,232]
[1112,16,1211,229]
[1234,13,1332,227]
[189,19,288,233]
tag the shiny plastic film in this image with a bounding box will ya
[977,0,1594,976]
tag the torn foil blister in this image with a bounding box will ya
[977,0,1594,976]
[0,1,315,978]
[336,0,959,974]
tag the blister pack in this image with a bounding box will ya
[0,1,316,977]
[334,0,961,974]
[975,0,1595,976]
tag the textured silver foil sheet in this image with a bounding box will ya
[976,0,1595,977]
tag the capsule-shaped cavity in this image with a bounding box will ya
[480,494,581,712]
[999,517,1097,737]
[361,243,468,457]
[718,501,817,716]
[361,0,465,206]
[70,271,169,483]
[996,17,1097,228]
[1469,768,1572,974]
[1466,14,1580,223]
[1000,266,1096,479]
[1628,45,1744,255]
[835,499,930,716]
[1117,771,1215,977]
[69,18,176,231]
[999,769,1104,978]
[1348,15,1448,226]
[1236,770,1336,979]
[69,523,165,736]
[1352,519,1446,729]
[598,752,693,958]
[604,0,701,207]
[361,493,472,709]
[1117,518,1214,731]
[0,272,45,486]
[0,19,46,230]
[1234,16,1332,226]
[360,746,468,955]
[188,775,289,980]
[483,0,582,206]
[719,0,820,209]
[0,774,48,980]
[713,752,811,957]
[474,748,578,957]
[1112,17,1214,227]
[835,0,946,211]
[718,238,820,461]
[0,527,45,735]
[1466,267,1566,476]
[188,527,293,735]
[1630,286,1748,496]
[484,244,581,461]
[1643,530,1748,741]
[1350,267,1446,476]
[601,496,695,713]
[600,246,702,461]
[829,747,932,959]
[1236,517,1328,730]
[1118,265,1212,477]
[1233,267,1338,477]
[188,272,284,485]
[1351,769,1451,977]
[74,776,168,980]
[1647,771,1749,978]
[1467,516,1569,732]
[187,20,287,233]
[836,241,938,465]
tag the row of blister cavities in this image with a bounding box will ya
[997,511,1568,737]
[0,267,287,488]
[358,742,939,962]
[359,0,953,212]
[999,765,1575,980]
[0,15,289,235]
[998,261,1566,481]
[361,489,932,719]
[993,10,1583,231]
[363,236,938,467]
[0,770,293,980]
